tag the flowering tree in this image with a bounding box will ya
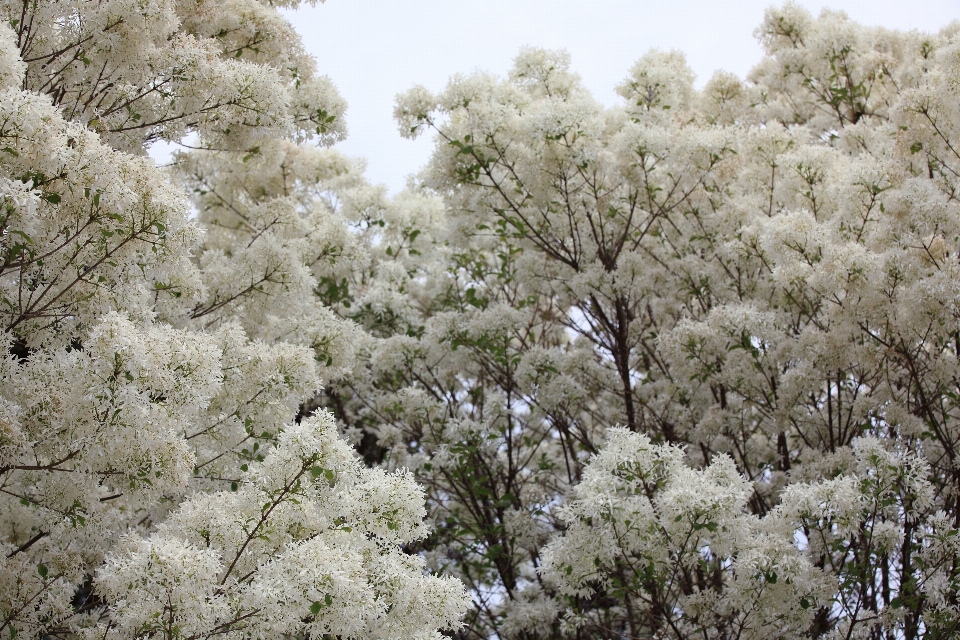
[5,1,960,639]
[318,4,960,638]
[0,1,467,638]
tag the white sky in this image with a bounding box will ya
[280,1,960,195]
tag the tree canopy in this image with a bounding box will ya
[2,1,960,639]
[0,0,466,638]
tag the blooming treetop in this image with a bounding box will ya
[310,4,960,637]
[0,0,468,638]
[5,1,960,639]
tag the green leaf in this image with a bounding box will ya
[11,230,32,244]
[310,601,322,616]
[324,593,333,606]
[37,564,48,579]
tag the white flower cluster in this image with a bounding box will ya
[540,430,954,639]
[540,428,821,638]
[94,414,468,640]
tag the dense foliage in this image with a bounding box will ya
[374,6,960,638]
[2,1,960,639]
[0,0,467,638]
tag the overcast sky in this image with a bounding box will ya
[279,1,960,194]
